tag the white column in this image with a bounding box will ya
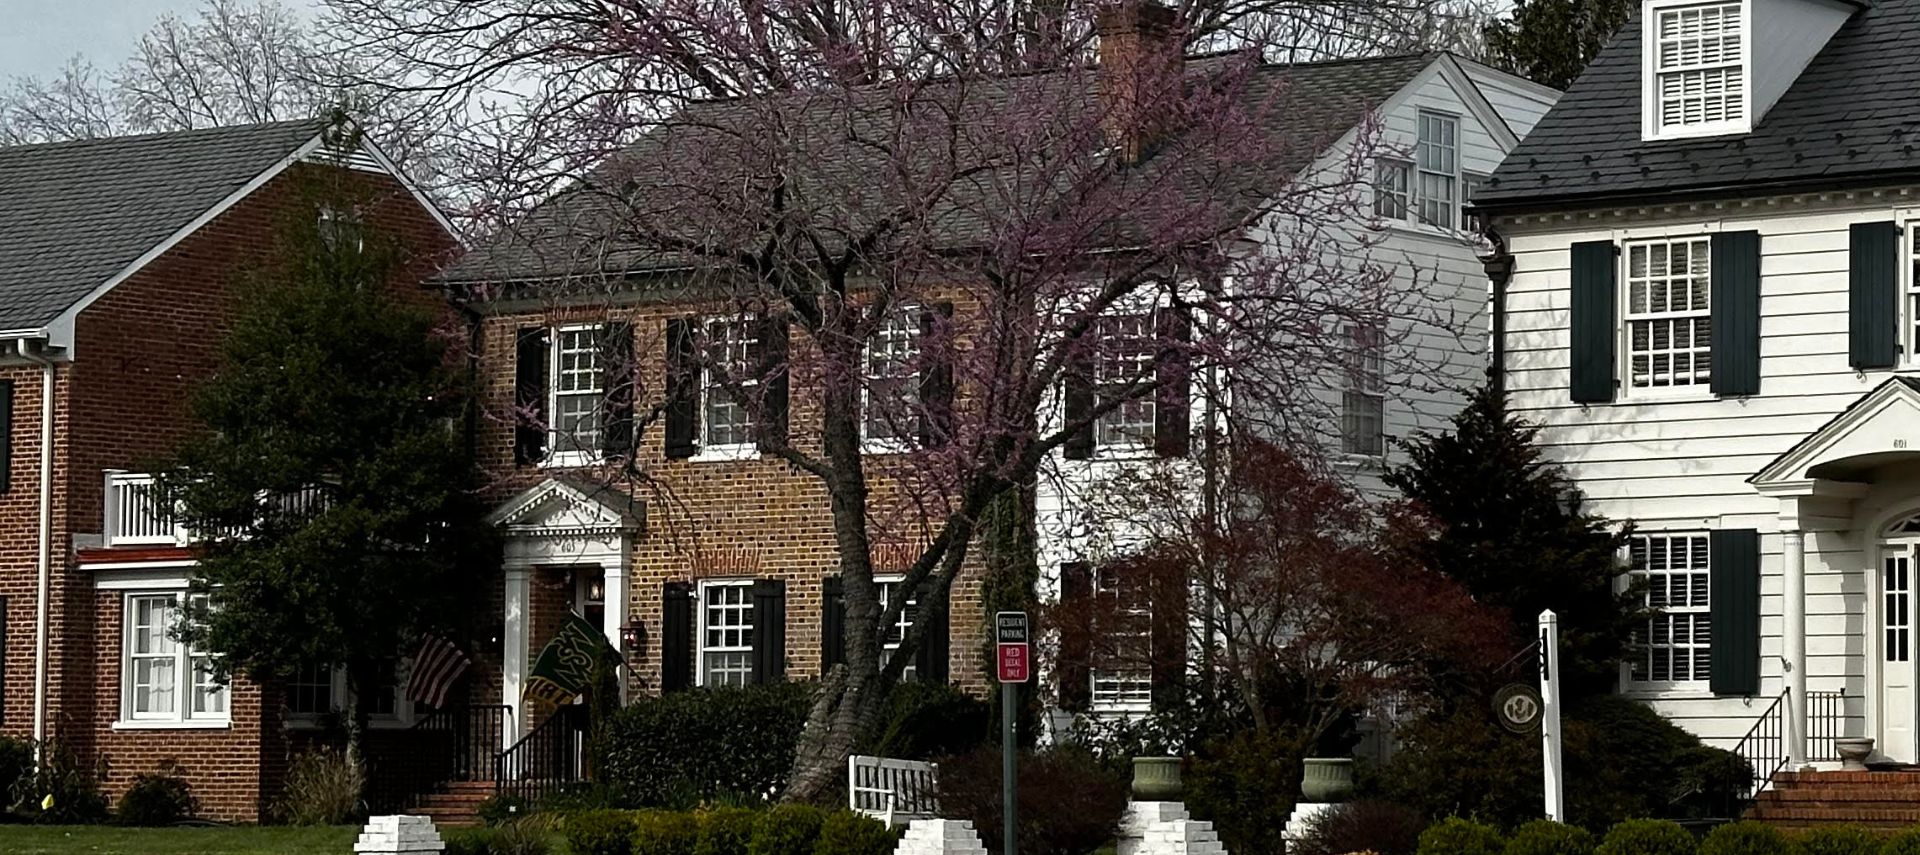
[602,550,630,703]
[502,567,531,752]
[1783,527,1808,768]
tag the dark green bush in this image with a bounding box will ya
[1793,825,1878,855]
[1883,827,1920,855]
[1595,819,1695,855]
[1418,817,1506,855]
[0,737,31,812]
[813,810,897,855]
[867,681,992,761]
[747,803,827,855]
[1294,801,1428,855]
[477,793,530,827]
[11,740,108,824]
[633,809,700,855]
[447,823,554,855]
[1184,729,1302,855]
[697,805,759,855]
[596,682,813,807]
[115,774,195,826]
[1505,820,1595,855]
[936,746,1126,855]
[1697,822,1790,855]
[564,809,641,855]
[444,828,498,855]
[536,783,627,813]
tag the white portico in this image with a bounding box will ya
[1753,378,1920,767]
[487,477,642,749]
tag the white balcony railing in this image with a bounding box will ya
[104,471,186,547]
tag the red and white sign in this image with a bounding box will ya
[995,611,1030,684]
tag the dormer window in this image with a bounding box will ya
[1645,0,1750,139]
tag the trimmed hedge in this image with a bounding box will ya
[557,806,879,855]
[633,810,701,855]
[1595,819,1694,855]
[1794,825,1879,855]
[1505,820,1595,855]
[698,806,760,855]
[813,810,897,855]
[595,682,814,808]
[748,804,828,855]
[1886,827,1920,855]
[1419,818,1505,855]
[1698,822,1791,855]
[563,809,641,855]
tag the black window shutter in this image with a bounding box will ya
[0,379,13,493]
[751,579,787,684]
[1057,562,1093,711]
[1710,231,1762,397]
[914,594,950,685]
[821,575,846,672]
[757,315,790,453]
[1709,528,1761,697]
[1062,346,1095,460]
[1154,305,1192,458]
[661,582,694,692]
[664,318,699,459]
[1569,241,1618,404]
[601,321,637,459]
[1851,221,1900,370]
[917,303,956,448]
[1149,562,1188,709]
[513,327,550,464]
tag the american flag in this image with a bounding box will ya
[405,634,472,710]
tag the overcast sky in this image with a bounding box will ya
[0,0,318,81]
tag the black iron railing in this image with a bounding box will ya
[494,705,589,803]
[1733,689,1789,800]
[363,704,514,812]
[1807,689,1848,763]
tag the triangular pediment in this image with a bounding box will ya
[486,478,643,535]
[1752,378,1920,486]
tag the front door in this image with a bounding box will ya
[1883,543,1916,761]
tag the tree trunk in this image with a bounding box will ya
[344,661,374,811]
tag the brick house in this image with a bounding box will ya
[0,118,457,820]
[437,0,1558,776]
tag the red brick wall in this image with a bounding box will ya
[472,303,991,701]
[0,156,457,822]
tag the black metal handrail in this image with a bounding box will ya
[364,703,512,813]
[1732,689,1789,800]
[494,705,589,803]
[1807,689,1848,763]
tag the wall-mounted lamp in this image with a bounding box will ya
[621,622,647,659]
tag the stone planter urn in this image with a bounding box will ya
[1836,737,1875,771]
[1131,756,1184,801]
[1300,758,1355,802]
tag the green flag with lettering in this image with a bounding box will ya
[523,613,623,709]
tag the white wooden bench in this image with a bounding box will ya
[849,754,939,825]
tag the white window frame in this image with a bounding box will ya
[694,317,761,462]
[874,576,919,681]
[119,591,229,729]
[1642,0,1751,140]
[861,308,924,453]
[1340,322,1386,458]
[697,579,756,687]
[1621,236,1715,397]
[1414,111,1460,229]
[1373,112,1469,231]
[1090,565,1154,714]
[284,661,417,729]
[1372,158,1412,221]
[1903,223,1920,365]
[546,323,607,467]
[1625,532,1713,691]
[1092,310,1159,458]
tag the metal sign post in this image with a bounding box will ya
[1539,610,1564,822]
[997,611,1030,855]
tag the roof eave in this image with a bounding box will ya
[1472,166,1920,218]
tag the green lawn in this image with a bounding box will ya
[0,825,361,854]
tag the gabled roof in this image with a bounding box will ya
[440,53,1438,286]
[0,118,331,332]
[487,476,645,534]
[1750,377,1920,486]
[1476,0,1920,212]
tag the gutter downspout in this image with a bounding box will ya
[1480,228,1515,398]
[17,336,54,750]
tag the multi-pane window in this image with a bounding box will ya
[1651,1,1746,133]
[1094,312,1156,451]
[864,311,922,443]
[1625,238,1714,389]
[699,580,755,687]
[1091,566,1153,711]
[1463,172,1489,233]
[551,325,606,457]
[1373,160,1411,220]
[875,577,919,680]
[1415,112,1458,228]
[1889,550,1913,664]
[1906,224,1920,359]
[1629,533,1712,684]
[124,593,226,723]
[1341,323,1385,457]
[702,319,760,449]
[285,661,409,720]
[287,662,335,716]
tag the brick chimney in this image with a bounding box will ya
[1096,1,1184,162]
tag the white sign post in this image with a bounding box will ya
[1539,610,1565,822]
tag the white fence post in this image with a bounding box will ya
[1540,609,1564,823]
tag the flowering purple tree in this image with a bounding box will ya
[328,0,1478,799]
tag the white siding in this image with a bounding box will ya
[1498,192,1920,749]
[1458,60,1560,139]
